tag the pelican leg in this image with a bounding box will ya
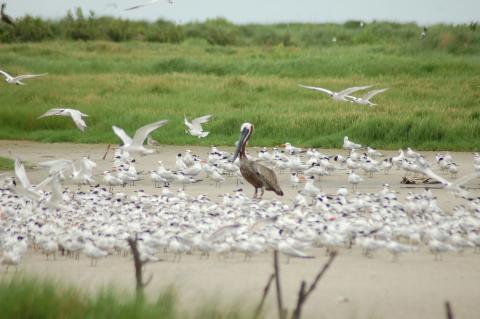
[253,188,258,199]
[259,188,264,199]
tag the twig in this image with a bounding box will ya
[127,234,153,297]
[102,144,111,160]
[290,251,338,319]
[253,273,275,319]
[291,281,306,319]
[273,250,287,319]
[445,301,454,319]
[303,251,337,299]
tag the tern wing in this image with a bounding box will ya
[14,159,31,189]
[191,115,212,130]
[337,85,372,97]
[16,73,47,81]
[451,171,480,189]
[112,126,133,146]
[0,70,13,80]
[361,88,388,100]
[69,111,87,132]
[208,223,241,241]
[298,84,333,96]
[35,174,55,190]
[421,168,449,186]
[125,4,145,10]
[184,117,195,130]
[132,120,168,146]
[37,108,65,119]
[38,159,74,172]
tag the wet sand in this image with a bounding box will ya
[1,140,480,319]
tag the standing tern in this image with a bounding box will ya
[0,69,47,85]
[112,120,168,155]
[37,108,88,132]
[299,84,372,102]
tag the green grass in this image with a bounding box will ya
[0,277,253,319]
[0,156,14,170]
[0,40,479,150]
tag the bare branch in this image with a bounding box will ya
[127,234,153,296]
[253,273,275,319]
[304,251,337,299]
[291,281,306,319]
[445,301,454,319]
[102,144,111,160]
[273,250,287,319]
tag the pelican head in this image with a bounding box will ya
[232,122,254,162]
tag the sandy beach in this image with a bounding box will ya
[1,140,480,319]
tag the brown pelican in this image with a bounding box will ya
[232,123,284,199]
[1,3,15,26]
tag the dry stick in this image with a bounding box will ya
[445,301,454,319]
[291,281,307,319]
[102,144,111,160]
[291,251,338,319]
[273,250,287,319]
[127,234,153,297]
[253,273,275,319]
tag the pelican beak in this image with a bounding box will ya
[232,127,250,162]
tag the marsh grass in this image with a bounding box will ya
[0,156,14,170]
[0,40,479,150]
[0,277,253,319]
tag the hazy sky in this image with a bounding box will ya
[4,0,479,25]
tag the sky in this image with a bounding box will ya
[4,0,479,25]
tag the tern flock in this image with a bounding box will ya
[1,133,480,271]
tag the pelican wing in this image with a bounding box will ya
[252,161,283,195]
[112,126,133,146]
[69,111,87,132]
[298,84,333,96]
[14,159,31,189]
[37,108,64,119]
[132,120,168,146]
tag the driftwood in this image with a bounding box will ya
[127,235,153,297]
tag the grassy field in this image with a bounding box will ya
[0,156,14,170]
[0,38,479,150]
[0,277,251,319]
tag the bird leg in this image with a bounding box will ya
[253,188,258,199]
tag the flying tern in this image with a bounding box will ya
[37,108,88,132]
